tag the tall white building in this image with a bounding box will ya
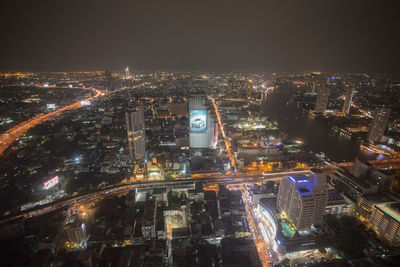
[367,107,391,143]
[189,95,215,148]
[125,109,146,161]
[125,66,129,79]
[277,170,328,230]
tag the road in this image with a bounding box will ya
[0,86,103,155]
[3,156,400,226]
[241,185,272,266]
[0,80,153,157]
[0,170,314,225]
[211,98,237,169]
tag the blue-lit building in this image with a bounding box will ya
[277,169,328,230]
[258,197,334,255]
[256,170,333,255]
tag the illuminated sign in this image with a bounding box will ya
[80,101,91,106]
[47,104,56,109]
[43,176,59,190]
[190,110,207,133]
[297,179,309,183]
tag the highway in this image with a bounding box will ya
[0,80,152,156]
[241,185,272,266]
[0,85,103,155]
[211,98,237,169]
[2,156,400,226]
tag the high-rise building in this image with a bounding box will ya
[351,157,372,178]
[189,95,215,148]
[277,170,328,230]
[342,86,354,115]
[367,107,391,143]
[125,66,129,79]
[314,80,330,114]
[351,157,394,192]
[126,109,146,161]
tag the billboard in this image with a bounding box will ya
[80,101,91,106]
[43,176,59,190]
[190,110,207,133]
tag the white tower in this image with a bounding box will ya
[125,67,129,79]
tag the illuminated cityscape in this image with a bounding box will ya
[1,1,400,267]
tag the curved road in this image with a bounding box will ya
[0,86,103,155]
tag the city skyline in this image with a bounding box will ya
[1,0,400,265]
[0,71,399,266]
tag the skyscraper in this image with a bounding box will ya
[367,107,391,143]
[125,66,129,79]
[277,169,328,230]
[126,109,146,161]
[314,80,330,114]
[342,86,354,115]
[351,157,372,178]
[189,95,215,148]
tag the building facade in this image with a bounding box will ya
[125,109,146,161]
[367,107,391,143]
[370,203,400,246]
[189,95,215,148]
[277,170,328,230]
[314,80,330,114]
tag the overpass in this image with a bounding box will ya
[0,170,312,226]
[2,157,400,226]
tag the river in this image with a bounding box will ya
[262,85,373,163]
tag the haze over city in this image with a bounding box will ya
[1,0,399,73]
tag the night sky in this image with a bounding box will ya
[1,0,399,73]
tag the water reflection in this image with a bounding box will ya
[262,86,371,162]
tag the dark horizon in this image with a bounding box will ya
[1,0,399,73]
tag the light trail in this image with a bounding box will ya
[0,86,103,156]
[360,144,392,156]
[240,185,272,266]
[211,98,237,169]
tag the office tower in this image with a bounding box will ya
[342,86,354,115]
[314,80,330,114]
[125,109,146,161]
[352,157,372,178]
[277,170,328,230]
[367,107,391,143]
[351,157,394,192]
[125,66,129,79]
[104,69,112,90]
[189,95,215,148]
